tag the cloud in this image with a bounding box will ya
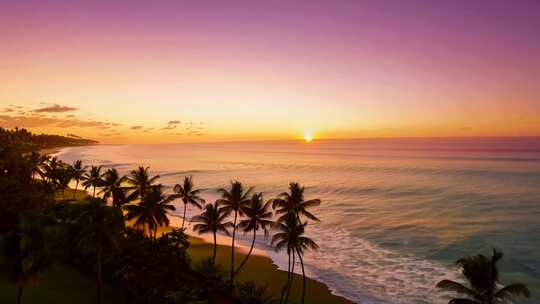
[33,103,78,113]
[167,120,181,125]
[65,114,76,118]
[161,124,177,130]
[3,108,14,112]
[130,125,144,130]
[0,114,118,130]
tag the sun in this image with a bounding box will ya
[303,131,314,142]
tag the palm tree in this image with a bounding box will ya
[436,249,530,304]
[192,202,233,265]
[56,166,73,199]
[234,192,273,277]
[216,181,253,281]
[172,176,205,230]
[100,168,126,207]
[27,151,42,181]
[271,213,298,304]
[82,165,103,197]
[270,182,320,224]
[0,217,51,304]
[125,186,175,240]
[124,166,160,203]
[71,160,87,200]
[76,198,125,304]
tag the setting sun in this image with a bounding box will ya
[304,131,314,142]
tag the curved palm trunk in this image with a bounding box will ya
[298,252,306,304]
[181,202,187,230]
[280,252,292,304]
[73,180,79,200]
[212,230,217,265]
[96,247,103,304]
[93,186,96,197]
[230,211,238,281]
[17,287,23,304]
[235,228,256,278]
[284,249,296,304]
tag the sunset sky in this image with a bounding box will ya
[1,1,539,143]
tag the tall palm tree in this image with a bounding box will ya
[192,202,233,265]
[270,182,320,224]
[71,160,87,200]
[217,181,253,281]
[436,249,530,304]
[125,186,175,240]
[100,168,126,207]
[271,213,298,304]
[82,165,103,197]
[76,198,125,304]
[235,192,273,277]
[172,176,205,230]
[124,166,160,203]
[27,151,42,181]
[56,166,73,200]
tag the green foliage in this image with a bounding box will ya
[236,281,278,304]
[0,127,97,153]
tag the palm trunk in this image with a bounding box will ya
[62,188,65,199]
[93,186,96,197]
[73,180,79,200]
[230,211,238,282]
[298,252,306,304]
[181,202,187,230]
[96,247,103,304]
[235,228,256,277]
[280,252,291,304]
[284,249,296,304]
[17,287,23,304]
[212,230,217,265]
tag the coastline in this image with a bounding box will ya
[49,145,354,304]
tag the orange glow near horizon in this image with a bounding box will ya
[1,2,539,143]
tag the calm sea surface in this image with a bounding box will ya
[55,138,540,303]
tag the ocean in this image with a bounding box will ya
[54,138,540,303]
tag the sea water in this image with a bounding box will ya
[55,138,540,303]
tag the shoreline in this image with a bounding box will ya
[52,195,352,303]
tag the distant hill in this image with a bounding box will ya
[0,127,98,152]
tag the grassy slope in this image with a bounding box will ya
[0,265,126,304]
[188,237,351,304]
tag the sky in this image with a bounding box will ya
[1,0,539,143]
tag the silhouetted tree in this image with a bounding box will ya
[171,176,205,230]
[235,192,273,278]
[82,165,103,197]
[436,249,530,304]
[76,198,125,304]
[192,202,233,265]
[71,160,87,200]
[217,181,253,281]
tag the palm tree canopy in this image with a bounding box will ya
[216,181,253,215]
[238,192,274,236]
[271,213,318,255]
[71,160,87,180]
[192,202,233,236]
[436,249,530,303]
[270,182,320,223]
[125,186,175,233]
[75,198,125,254]
[124,166,160,201]
[81,165,104,189]
[100,168,127,206]
[172,176,205,209]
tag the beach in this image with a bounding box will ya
[52,138,540,304]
